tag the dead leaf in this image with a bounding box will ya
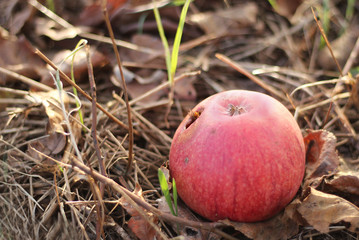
[325,170,359,196]
[128,34,164,64]
[303,129,340,187]
[76,0,127,27]
[189,3,259,36]
[119,183,162,240]
[40,48,109,87]
[34,18,80,41]
[0,35,44,85]
[157,196,219,240]
[26,90,81,164]
[220,210,299,240]
[298,187,359,233]
[271,0,303,19]
[0,0,34,35]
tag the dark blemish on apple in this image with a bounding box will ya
[227,104,246,116]
[185,107,204,129]
[185,157,189,164]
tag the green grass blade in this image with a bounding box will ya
[170,0,191,84]
[153,3,172,82]
[267,0,277,10]
[346,0,355,20]
[70,40,87,126]
[158,168,175,216]
[172,178,178,216]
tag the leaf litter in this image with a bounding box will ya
[0,0,359,239]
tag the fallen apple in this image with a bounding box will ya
[169,90,305,222]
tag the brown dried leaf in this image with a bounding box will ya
[0,35,44,85]
[220,211,299,240]
[272,0,303,19]
[40,48,109,87]
[325,170,359,196]
[303,129,340,187]
[157,196,219,240]
[298,187,359,233]
[119,184,161,240]
[27,90,81,163]
[189,3,259,36]
[0,1,33,35]
[76,0,127,26]
[129,34,164,64]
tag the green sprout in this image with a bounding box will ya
[267,0,277,10]
[58,39,87,127]
[153,0,191,85]
[158,168,178,216]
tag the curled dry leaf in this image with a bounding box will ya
[27,90,81,164]
[119,183,161,240]
[303,129,340,188]
[220,211,298,240]
[324,170,359,196]
[298,187,359,233]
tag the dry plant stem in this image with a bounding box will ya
[68,157,230,236]
[101,0,134,176]
[86,45,107,196]
[311,7,343,76]
[310,8,356,136]
[34,49,139,135]
[215,53,287,101]
[343,36,359,75]
[128,70,201,106]
[28,0,155,54]
[0,66,53,91]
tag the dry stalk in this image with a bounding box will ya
[86,45,106,239]
[86,45,107,186]
[215,53,287,101]
[101,0,134,176]
[311,7,343,76]
[35,49,139,135]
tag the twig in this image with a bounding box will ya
[128,70,201,106]
[215,53,287,101]
[86,45,107,193]
[101,0,134,176]
[0,66,53,91]
[343,36,359,75]
[69,157,232,238]
[311,7,343,76]
[35,49,139,135]
[28,0,156,54]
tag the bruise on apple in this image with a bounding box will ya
[185,107,204,129]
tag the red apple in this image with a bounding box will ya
[169,90,305,222]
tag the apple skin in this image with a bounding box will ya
[169,90,305,222]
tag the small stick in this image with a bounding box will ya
[101,0,134,176]
[35,49,139,135]
[86,45,107,193]
[69,157,232,238]
[0,66,53,91]
[215,53,287,101]
[311,7,343,76]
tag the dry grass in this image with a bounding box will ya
[1,0,359,239]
